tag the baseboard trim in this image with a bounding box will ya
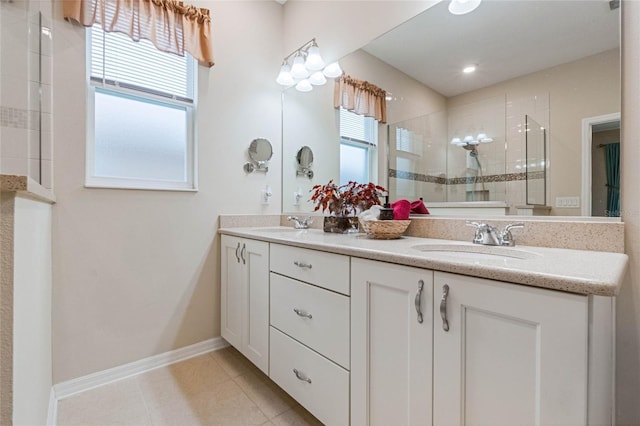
[53,337,228,401]
[46,387,57,426]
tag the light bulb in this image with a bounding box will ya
[451,137,462,145]
[291,54,309,79]
[309,71,327,85]
[448,0,482,15]
[276,63,295,86]
[463,135,475,143]
[322,62,343,78]
[305,45,325,71]
[479,134,493,143]
[295,79,313,92]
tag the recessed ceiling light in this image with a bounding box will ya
[449,0,482,15]
[463,65,477,74]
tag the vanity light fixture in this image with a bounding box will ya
[276,38,342,92]
[322,62,343,78]
[290,53,310,79]
[451,132,494,147]
[295,79,313,92]
[309,71,327,86]
[449,0,482,15]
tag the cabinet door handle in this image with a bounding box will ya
[293,308,313,319]
[293,368,312,383]
[240,244,246,265]
[440,284,450,332]
[293,261,312,269]
[414,279,424,324]
[235,242,241,263]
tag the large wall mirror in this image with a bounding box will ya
[282,0,620,217]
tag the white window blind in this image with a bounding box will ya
[339,108,378,145]
[86,25,197,191]
[90,26,194,102]
[395,127,423,155]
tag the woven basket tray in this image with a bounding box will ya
[360,219,411,239]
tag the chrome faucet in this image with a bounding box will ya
[499,222,525,246]
[287,216,313,229]
[466,222,525,246]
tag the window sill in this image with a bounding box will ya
[0,175,56,204]
[84,181,198,192]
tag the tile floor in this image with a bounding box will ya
[56,346,324,426]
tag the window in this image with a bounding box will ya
[86,26,197,190]
[339,108,378,185]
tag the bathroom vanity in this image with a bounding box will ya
[219,227,626,426]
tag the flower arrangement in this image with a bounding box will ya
[310,180,387,217]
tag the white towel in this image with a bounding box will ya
[358,205,383,221]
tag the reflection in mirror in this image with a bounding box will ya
[526,116,546,206]
[590,118,621,217]
[281,0,620,216]
[296,146,314,179]
[244,138,273,173]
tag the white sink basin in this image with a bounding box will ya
[253,227,313,233]
[411,243,540,261]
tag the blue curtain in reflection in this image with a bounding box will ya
[604,142,620,217]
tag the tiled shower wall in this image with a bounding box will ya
[0,0,53,189]
[389,93,549,210]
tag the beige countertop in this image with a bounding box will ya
[219,226,628,297]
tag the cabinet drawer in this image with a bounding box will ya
[270,273,350,369]
[269,327,349,426]
[270,244,350,295]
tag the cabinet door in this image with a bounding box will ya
[241,239,270,374]
[220,236,269,374]
[221,235,243,348]
[433,271,588,426]
[351,258,433,426]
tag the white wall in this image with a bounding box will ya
[12,195,52,426]
[51,0,283,382]
[283,1,438,63]
[618,2,640,423]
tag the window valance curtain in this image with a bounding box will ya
[64,0,214,67]
[334,74,387,123]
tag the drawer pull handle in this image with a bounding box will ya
[235,242,241,263]
[440,284,450,332]
[415,279,424,324]
[293,368,312,383]
[293,261,312,269]
[293,308,313,319]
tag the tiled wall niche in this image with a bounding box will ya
[0,0,53,189]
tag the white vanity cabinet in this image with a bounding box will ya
[219,230,618,426]
[351,258,434,426]
[268,243,350,426]
[432,271,610,426]
[220,235,270,374]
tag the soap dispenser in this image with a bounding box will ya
[379,197,394,220]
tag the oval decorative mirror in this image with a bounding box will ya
[244,138,273,173]
[296,146,314,179]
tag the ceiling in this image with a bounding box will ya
[363,0,620,97]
